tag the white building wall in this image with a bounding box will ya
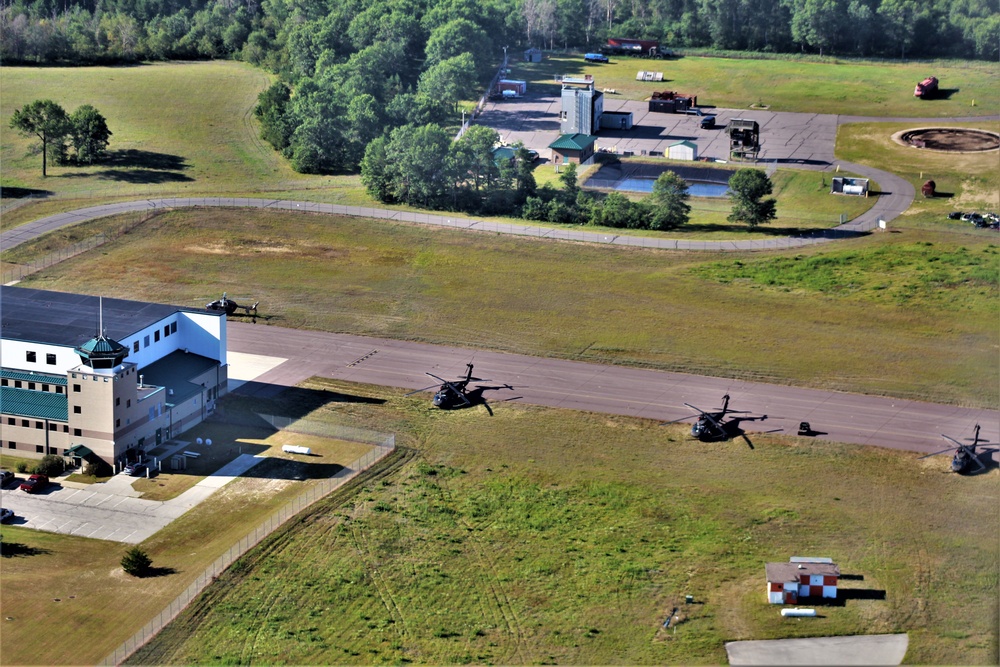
[1,339,77,374]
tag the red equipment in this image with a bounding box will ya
[914,77,938,98]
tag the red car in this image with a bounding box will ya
[19,474,48,493]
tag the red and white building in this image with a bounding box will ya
[765,557,840,604]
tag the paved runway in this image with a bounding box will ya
[227,322,999,458]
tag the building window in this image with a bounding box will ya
[35,421,43,429]
[7,442,15,449]
[14,381,22,388]
[116,419,121,427]
[26,351,36,362]
[74,406,82,414]
[133,341,140,352]
[63,425,68,433]
[73,384,81,393]
[56,386,64,394]
[6,418,13,426]
[0,379,6,386]
[73,428,82,436]
[116,397,120,406]
[170,322,177,334]
[36,445,43,453]
[154,330,160,342]
[127,399,131,408]
[21,419,28,427]
[49,423,57,431]
[144,335,149,347]
[164,325,170,337]
[46,353,56,365]
[42,384,49,392]
[28,382,36,390]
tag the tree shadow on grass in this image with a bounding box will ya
[103,149,189,171]
[93,169,195,184]
[0,186,55,199]
[142,565,179,578]
[1,540,51,558]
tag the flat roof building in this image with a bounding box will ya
[0,286,228,470]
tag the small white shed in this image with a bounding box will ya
[668,140,698,161]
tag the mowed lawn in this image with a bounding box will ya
[8,205,997,407]
[127,379,998,665]
[0,423,376,666]
[0,61,312,199]
[510,53,1000,117]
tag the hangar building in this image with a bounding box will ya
[0,286,228,470]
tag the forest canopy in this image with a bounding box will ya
[2,0,998,66]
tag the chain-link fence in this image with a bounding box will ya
[99,423,395,666]
[1,209,155,283]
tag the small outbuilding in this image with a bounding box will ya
[765,557,840,604]
[600,111,634,130]
[549,133,598,165]
[668,140,698,161]
[524,47,542,63]
[831,176,870,196]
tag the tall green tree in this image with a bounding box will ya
[559,162,580,203]
[68,104,112,164]
[9,99,70,176]
[648,171,690,230]
[727,168,777,228]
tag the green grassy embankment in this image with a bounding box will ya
[124,380,997,665]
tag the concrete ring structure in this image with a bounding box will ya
[892,127,1000,152]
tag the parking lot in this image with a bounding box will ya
[0,452,264,543]
[475,91,840,167]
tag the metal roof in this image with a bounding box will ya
[765,561,840,582]
[0,386,68,421]
[141,350,218,405]
[548,134,598,151]
[0,286,221,349]
[0,369,67,385]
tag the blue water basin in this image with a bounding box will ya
[616,178,729,198]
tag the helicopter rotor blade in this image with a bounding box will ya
[966,448,987,471]
[661,413,701,425]
[940,434,965,448]
[405,384,441,396]
[918,446,960,460]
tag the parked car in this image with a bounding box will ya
[19,474,48,493]
[0,507,14,523]
[123,463,147,477]
[0,470,14,485]
[700,115,717,129]
[584,53,609,63]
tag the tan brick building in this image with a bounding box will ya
[1,287,227,470]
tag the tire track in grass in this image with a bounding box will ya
[435,475,527,664]
[348,520,410,638]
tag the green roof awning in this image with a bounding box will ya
[548,133,597,151]
[0,386,68,421]
[65,444,93,457]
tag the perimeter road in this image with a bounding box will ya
[227,322,1000,458]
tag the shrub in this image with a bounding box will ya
[15,462,28,473]
[121,546,152,577]
[84,460,112,478]
[32,455,66,477]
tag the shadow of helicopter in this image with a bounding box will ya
[406,364,515,415]
[919,424,999,475]
[663,394,779,449]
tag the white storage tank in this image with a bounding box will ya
[780,608,817,617]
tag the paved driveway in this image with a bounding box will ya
[1,454,264,543]
[726,633,909,665]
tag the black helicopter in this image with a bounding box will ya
[665,394,770,449]
[406,364,512,415]
[918,424,996,473]
[205,292,259,317]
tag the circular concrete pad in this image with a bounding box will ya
[726,633,908,665]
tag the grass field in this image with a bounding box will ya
[122,379,998,665]
[6,205,996,407]
[507,54,1000,117]
[0,422,375,666]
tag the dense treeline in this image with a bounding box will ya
[2,0,997,66]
